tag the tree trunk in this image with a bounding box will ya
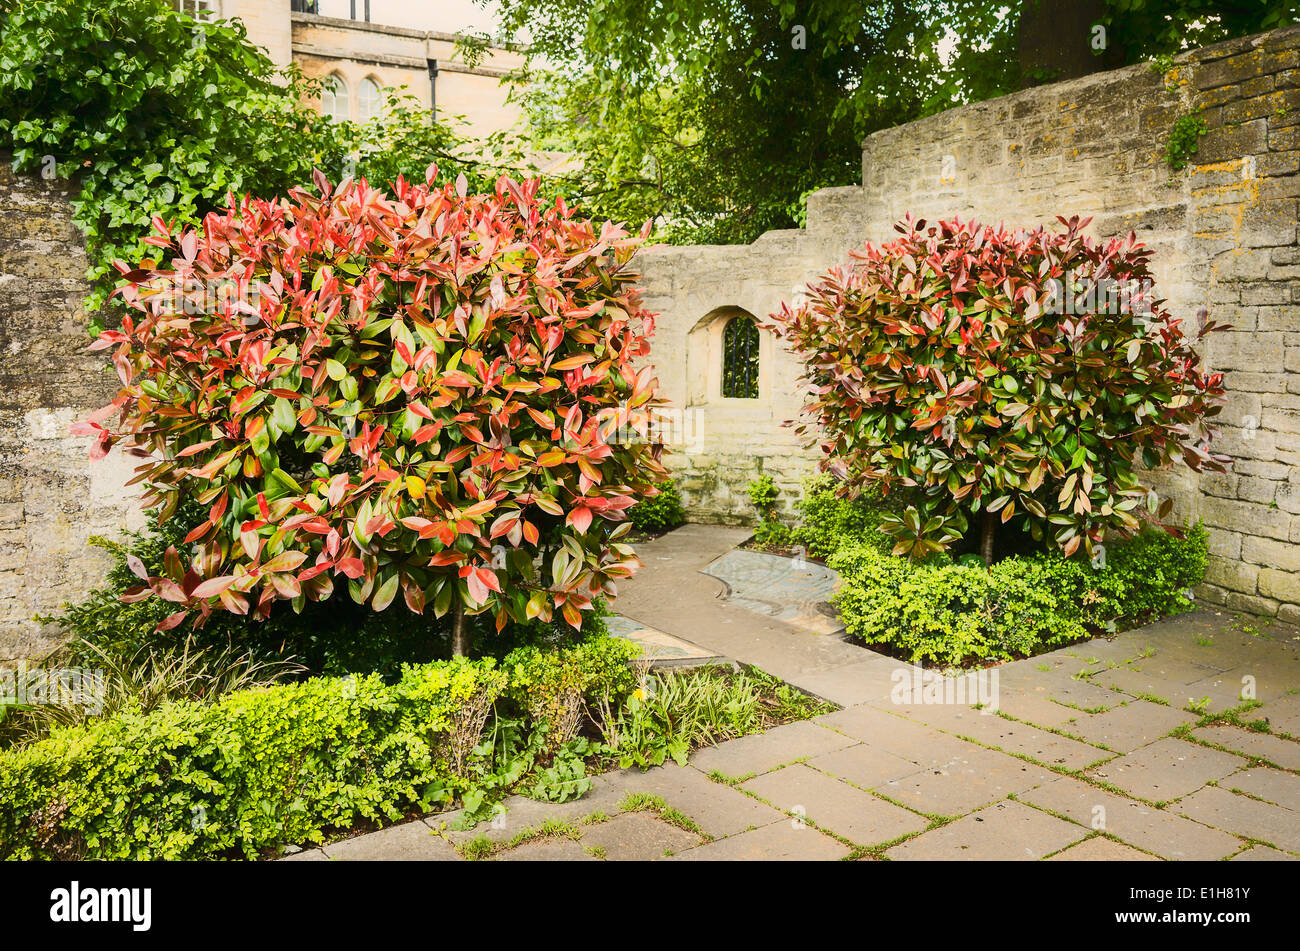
[450,600,471,658]
[980,510,997,567]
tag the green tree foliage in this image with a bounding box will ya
[1096,0,1299,61]
[494,0,1296,245]
[0,0,529,321]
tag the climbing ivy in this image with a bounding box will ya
[1164,112,1208,171]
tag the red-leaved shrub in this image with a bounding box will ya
[77,169,666,653]
[771,214,1228,562]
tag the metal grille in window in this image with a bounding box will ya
[721,316,759,399]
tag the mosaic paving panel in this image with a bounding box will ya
[606,614,725,666]
[703,549,844,634]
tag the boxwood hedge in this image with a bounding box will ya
[0,638,640,860]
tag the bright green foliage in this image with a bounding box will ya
[495,0,1295,245]
[0,636,651,859]
[1096,0,1300,61]
[828,525,1208,666]
[746,474,791,547]
[502,0,1020,244]
[1164,112,1208,170]
[596,665,831,770]
[0,658,505,859]
[628,480,687,533]
[747,474,780,519]
[501,637,640,749]
[790,475,894,559]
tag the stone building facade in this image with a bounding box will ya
[188,0,523,139]
[637,26,1300,619]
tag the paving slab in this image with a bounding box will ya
[793,655,904,707]
[1191,725,1300,769]
[1086,738,1247,801]
[1181,666,1297,712]
[885,800,1085,861]
[741,763,927,846]
[821,705,984,766]
[438,774,628,844]
[704,548,844,636]
[576,812,702,860]
[994,669,1124,710]
[278,847,328,861]
[1065,701,1200,753]
[879,747,1055,816]
[806,742,926,789]
[321,821,461,861]
[1019,775,1243,860]
[1258,694,1300,737]
[1144,627,1300,673]
[605,614,726,667]
[615,526,871,691]
[1058,638,1157,671]
[1046,837,1160,861]
[879,697,991,730]
[688,719,855,778]
[1221,767,1300,811]
[1172,785,1300,853]
[1231,845,1299,861]
[611,763,785,838]
[1094,666,1202,706]
[989,688,1086,730]
[493,839,596,861]
[1099,655,1232,686]
[667,819,851,861]
[910,708,1114,770]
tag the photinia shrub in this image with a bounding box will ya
[771,214,1229,563]
[78,168,667,655]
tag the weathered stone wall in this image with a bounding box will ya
[637,26,1300,618]
[0,163,141,663]
[635,188,866,523]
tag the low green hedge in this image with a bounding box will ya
[828,525,1208,667]
[0,639,641,860]
[784,474,1208,667]
[502,638,640,749]
[629,480,686,533]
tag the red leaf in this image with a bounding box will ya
[156,611,189,632]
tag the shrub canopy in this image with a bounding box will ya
[772,215,1229,559]
[81,170,666,641]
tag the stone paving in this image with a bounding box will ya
[283,528,1300,862]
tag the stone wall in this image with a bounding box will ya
[634,189,866,523]
[0,163,141,664]
[636,26,1300,618]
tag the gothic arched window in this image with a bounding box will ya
[357,77,385,121]
[321,74,349,122]
[721,315,759,399]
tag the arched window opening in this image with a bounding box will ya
[357,77,384,121]
[721,315,760,399]
[321,74,349,122]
